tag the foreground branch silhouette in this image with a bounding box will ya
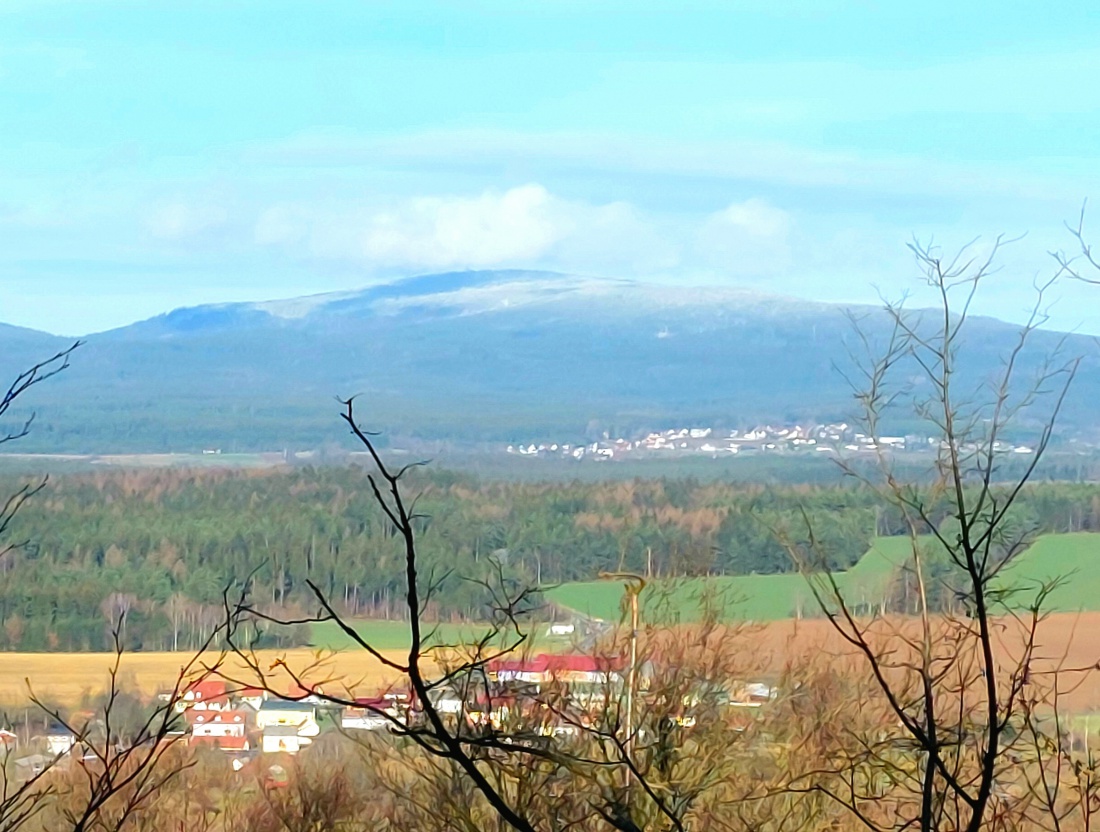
[776,235,1100,832]
[224,399,786,832]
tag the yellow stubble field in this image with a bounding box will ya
[0,648,420,708]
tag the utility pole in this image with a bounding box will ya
[597,571,646,778]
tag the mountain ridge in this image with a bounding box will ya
[13,270,849,339]
[2,270,1098,453]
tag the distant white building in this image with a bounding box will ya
[45,725,76,757]
[189,710,248,740]
[256,700,319,737]
[262,725,310,754]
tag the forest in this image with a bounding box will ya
[2,465,1099,652]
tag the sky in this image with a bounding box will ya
[3,0,1100,335]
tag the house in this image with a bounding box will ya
[285,682,326,705]
[15,754,52,781]
[234,686,268,711]
[261,725,311,754]
[255,700,319,737]
[728,682,777,707]
[44,724,77,757]
[489,654,623,688]
[179,679,231,712]
[465,692,518,730]
[190,734,251,752]
[341,698,392,731]
[341,708,390,731]
[427,686,465,715]
[187,709,249,742]
[342,690,419,730]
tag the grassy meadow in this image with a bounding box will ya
[546,533,1100,623]
[545,536,918,623]
[994,532,1100,610]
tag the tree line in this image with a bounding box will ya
[0,465,1098,651]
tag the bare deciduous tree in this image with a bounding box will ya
[776,235,1100,832]
[27,617,228,832]
[224,400,787,832]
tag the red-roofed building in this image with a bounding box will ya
[189,734,251,751]
[187,709,249,740]
[489,654,623,687]
[285,682,326,704]
[179,679,231,711]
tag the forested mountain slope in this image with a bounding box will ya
[3,270,1099,452]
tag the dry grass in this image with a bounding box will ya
[0,648,419,709]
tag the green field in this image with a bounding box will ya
[544,536,917,623]
[995,533,1100,611]
[308,534,1100,643]
[309,618,577,652]
[547,533,1100,623]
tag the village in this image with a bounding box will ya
[6,650,778,781]
[506,422,1040,461]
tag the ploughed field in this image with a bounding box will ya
[731,612,1100,716]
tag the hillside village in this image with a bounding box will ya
[507,423,1040,461]
[8,655,777,778]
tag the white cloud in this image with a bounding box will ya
[708,198,790,238]
[361,184,563,268]
[695,198,793,278]
[253,184,680,274]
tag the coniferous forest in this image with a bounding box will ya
[2,465,1099,652]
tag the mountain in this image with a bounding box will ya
[2,270,1098,453]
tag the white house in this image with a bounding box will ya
[256,700,319,737]
[261,725,311,754]
[189,710,248,739]
[45,724,76,757]
[235,686,268,711]
[178,679,231,712]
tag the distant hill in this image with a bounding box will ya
[2,270,1099,452]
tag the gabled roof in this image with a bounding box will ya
[263,725,302,737]
[286,682,324,698]
[259,699,316,712]
[187,710,248,725]
[184,679,228,700]
[352,696,390,709]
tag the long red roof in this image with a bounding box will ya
[490,653,623,675]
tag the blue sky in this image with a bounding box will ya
[3,0,1100,335]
